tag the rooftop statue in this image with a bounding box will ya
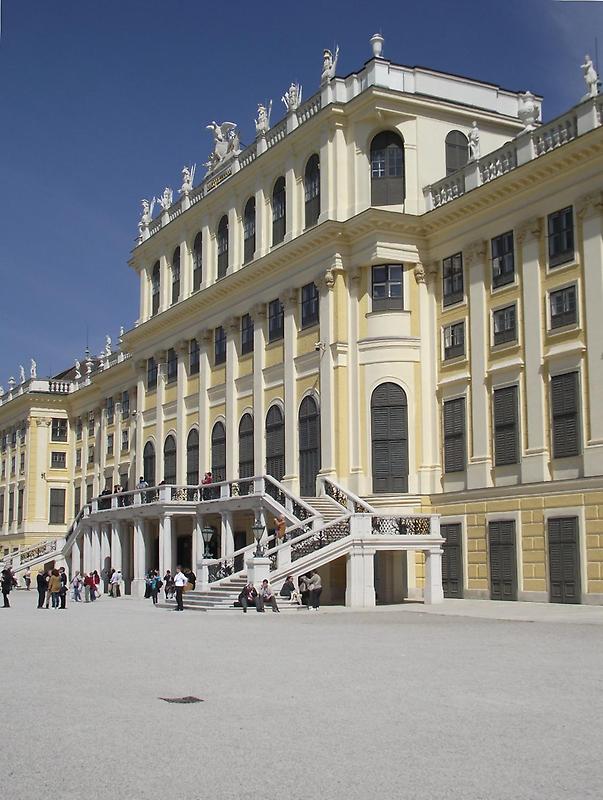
[158,187,173,212]
[30,359,37,379]
[468,121,480,161]
[19,365,25,384]
[518,91,538,132]
[582,54,599,99]
[74,360,82,380]
[321,45,339,85]
[0,386,3,397]
[205,121,241,171]
[282,81,302,112]
[104,336,112,357]
[180,164,196,197]
[138,198,155,241]
[255,101,272,136]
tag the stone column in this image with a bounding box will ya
[518,219,550,484]
[465,241,492,489]
[423,548,444,604]
[331,120,348,222]
[91,522,101,575]
[416,263,441,494]
[578,192,603,476]
[220,511,234,559]
[175,341,188,484]
[282,288,298,490]
[139,266,150,323]
[255,184,267,258]
[180,237,192,300]
[317,268,337,477]
[284,160,297,242]
[119,521,131,593]
[347,269,362,489]
[100,523,111,587]
[345,546,376,608]
[198,330,212,473]
[132,517,147,597]
[135,361,146,481]
[111,521,123,572]
[193,514,204,574]
[159,513,173,576]
[252,304,267,476]
[82,528,92,573]
[228,205,240,274]
[155,350,166,483]
[225,317,239,481]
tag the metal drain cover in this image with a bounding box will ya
[160,696,204,704]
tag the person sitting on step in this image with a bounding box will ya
[257,579,280,613]
[238,582,258,613]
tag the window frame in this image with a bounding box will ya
[371,265,403,312]
[171,246,181,305]
[268,299,284,342]
[147,357,158,391]
[443,321,465,361]
[551,371,581,459]
[443,397,466,473]
[166,347,178,383]
[547,206,574,269]
[442,253,464,307]
[49,488,66,525]
[214,326,226,366]
[241,313,254,355]
[217,215,229,278]
[301,283,320,327]
[491,231,515,289]
[151,261,160,315]
[189,338,200,375]
[272,176,286,246]
[492,304,517,346]
[192,232,203,291]
[50,451,67,470]
[550,284,578,330]
[493,385,519,467]
[51,418,68,443]
[243,197,256,264]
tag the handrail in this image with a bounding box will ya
[318,476,375,513]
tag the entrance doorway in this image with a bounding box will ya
[488,520,517,601]
[548,517,581,604]
[441,523,463,598]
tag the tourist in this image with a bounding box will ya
[150,571,162,605]
[59,567,68,608]
[1,568,13,608]
[110,569,122,597]
[298,574,310,608]
[36,570,48,608]
[275,514,287,543]
[163,570,175,601]
[23,568,31,590]
[92,570,101,598]
[279,575,300,604]
[201,471,213,500]
[257,579,280,613]
[172,565,188,611]
[48,569,62,609]
[238,582,258,613]
[71,572,82,602]
[83,572,93,602]
[185,568,196,590]
[306,570,322,610]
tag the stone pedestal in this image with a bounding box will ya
[246,556,271,588]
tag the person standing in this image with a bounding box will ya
[59,567,68,609]
[1,568,13,608]
[172,566,188,611]
[71,572,82,602]
[306,570,322,610]
[185,568,196,590]
[163,570,175,602]
[23,569,32,590]
[275,515,287,543]
[47,569,62,609]
[92,570,101,598]
[36,570,48,608]
[83,572,93,602]
[110,569,122,598]
[150,571,162,605]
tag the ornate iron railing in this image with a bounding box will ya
[371,516,431,536]
[290,519,351,562]
[208,559,235,583]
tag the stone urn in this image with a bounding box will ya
[370,33,384,59]
[518,91,538,132]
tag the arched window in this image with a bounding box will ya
[370,131,405,206]
[445,130,469,176]
[217,215,229,279]
[266,405,285,485]
[163,435,177,485]
[304,154,320,228]
[192,232,203,291]
[272,176,286,246]
[186,429,199,486]
[211,421,226,482]
[299,396,321,496]
[143,441,156,486]
[371,383,408,493]
[171,247,180,305]
[243,197,256,264]
[151,261,160,316]
[238,413,254,494]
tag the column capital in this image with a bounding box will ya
[577,190,603,220]
[35,417,51,428]
[251,302,266,321]
[465,240,487,267]
[316,267,337,292]
[516,217,542,245]
[282,287,298,309]
[175,339,189,356]
[225,315,240,333]
[198,328,213,345]
[413,262,426,284]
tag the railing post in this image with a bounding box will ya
[91,499,98,513]
[277,540,291,571]
[423,548,444,604]
[577,97,598,135]
[254,477,265,495]
[349,514,372,539]
[516,130,535,166]
[159,485,171,503]
[134,491,142,506]
[464,161,481,190]
[199,559,211,591]
[220,482,229,499]
[111,495,118,510]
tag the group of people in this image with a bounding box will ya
[144,567,196,609]
[237,570,322,613]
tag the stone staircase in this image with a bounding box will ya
[159,575,304,612]
[305,495,346,523]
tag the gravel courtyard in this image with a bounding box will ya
[2,592,602,800]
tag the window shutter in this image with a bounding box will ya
[444,398,465,472]
[551,373,580,458]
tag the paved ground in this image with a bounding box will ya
[2,592,602,800]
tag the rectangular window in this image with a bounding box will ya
[17,489,23,525]
[121,429,129,452]
[493,305,517,346]
[189,339,200,374]
[106,397,114,425]
[51,418,67,442]
[443,321,465,360]
[49,488,66,525]
[0,493,4,527]
[551,372,580,458]
[491,231,515,288]
[301,282,320,326]
[121,390,130,419]
[442,253,463,306]
[76,418,82,440]
[88,445,95,464]
[10,457,15,476]
[268,299,284,342]
[493,386,519,466]
[8,491,14,525]
[147,357,157,390]
[106,434,114,457]
[0,434,6,452]
[443,397,466,473]
[371,265,403,311]
[86,483,93,504]
[50,451,66,469]
[241,313,254,355]
[166,347,178,383]
[1,460,4,479]
[548,207,574,268]
[74,486,81,518]
[76,448,82,469]
[550,285,577,329]
[214,326,226,365]
[19,452,25,476]
[11,430,16,448]
[88,414,95,437]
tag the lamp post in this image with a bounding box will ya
[201,525,214,559]
[252,517,265,558]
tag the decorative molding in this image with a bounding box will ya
[465,240,487,267]
[251,302,267,321]
[35,417,52,428]
[225,315,240,333]
[516,217,542,245]
[413,263,426,285]
[577,190,603,220]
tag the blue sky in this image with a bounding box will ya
[0,0,600,380]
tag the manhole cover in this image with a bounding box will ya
[160,696,204,704]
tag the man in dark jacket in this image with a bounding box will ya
[238,583,258,613]
[36,571,48,608]
[1,569,13,608]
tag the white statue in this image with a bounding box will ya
[179,164,196,196]
[138,197,155,240]
[104,336,112,357]
[0,386,3,397]
[8,377,15,391]
[468,121,480,161]
[30,359,37,379]
[518,91,538,132]
[19,365,25,384]
[321,46,339,85]
[581,54,599,99]
[99,352,105,370]
[158,187,173,212]
[255,101,272,136]
[75,360,82,380]
[85,355,93,377]
[205,121,240,167]
[282,81,302,112]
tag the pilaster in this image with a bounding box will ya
[155,350,166,482]
[282,289,298,489]
[180,237,192,299]
[135,360,146,481]
[198,329,212,473]
[416,263,441,493]
[317,268,337,477]
[347,268,362,486]
[225,317,239,480]
[252,304,267,475]
[175,340,188,483]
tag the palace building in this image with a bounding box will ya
[1,36,603,607]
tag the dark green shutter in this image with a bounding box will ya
[444,398,465,473]
[299,397,321,496]
[488,520,517,600]
[548,517,580,603]
[551,373,580,458]
[371,383,408,493]
[265,406,285,482]
[441,523,463,598]
[238,414,254,481]
[494,386,519,466]
[211,422,226,482]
